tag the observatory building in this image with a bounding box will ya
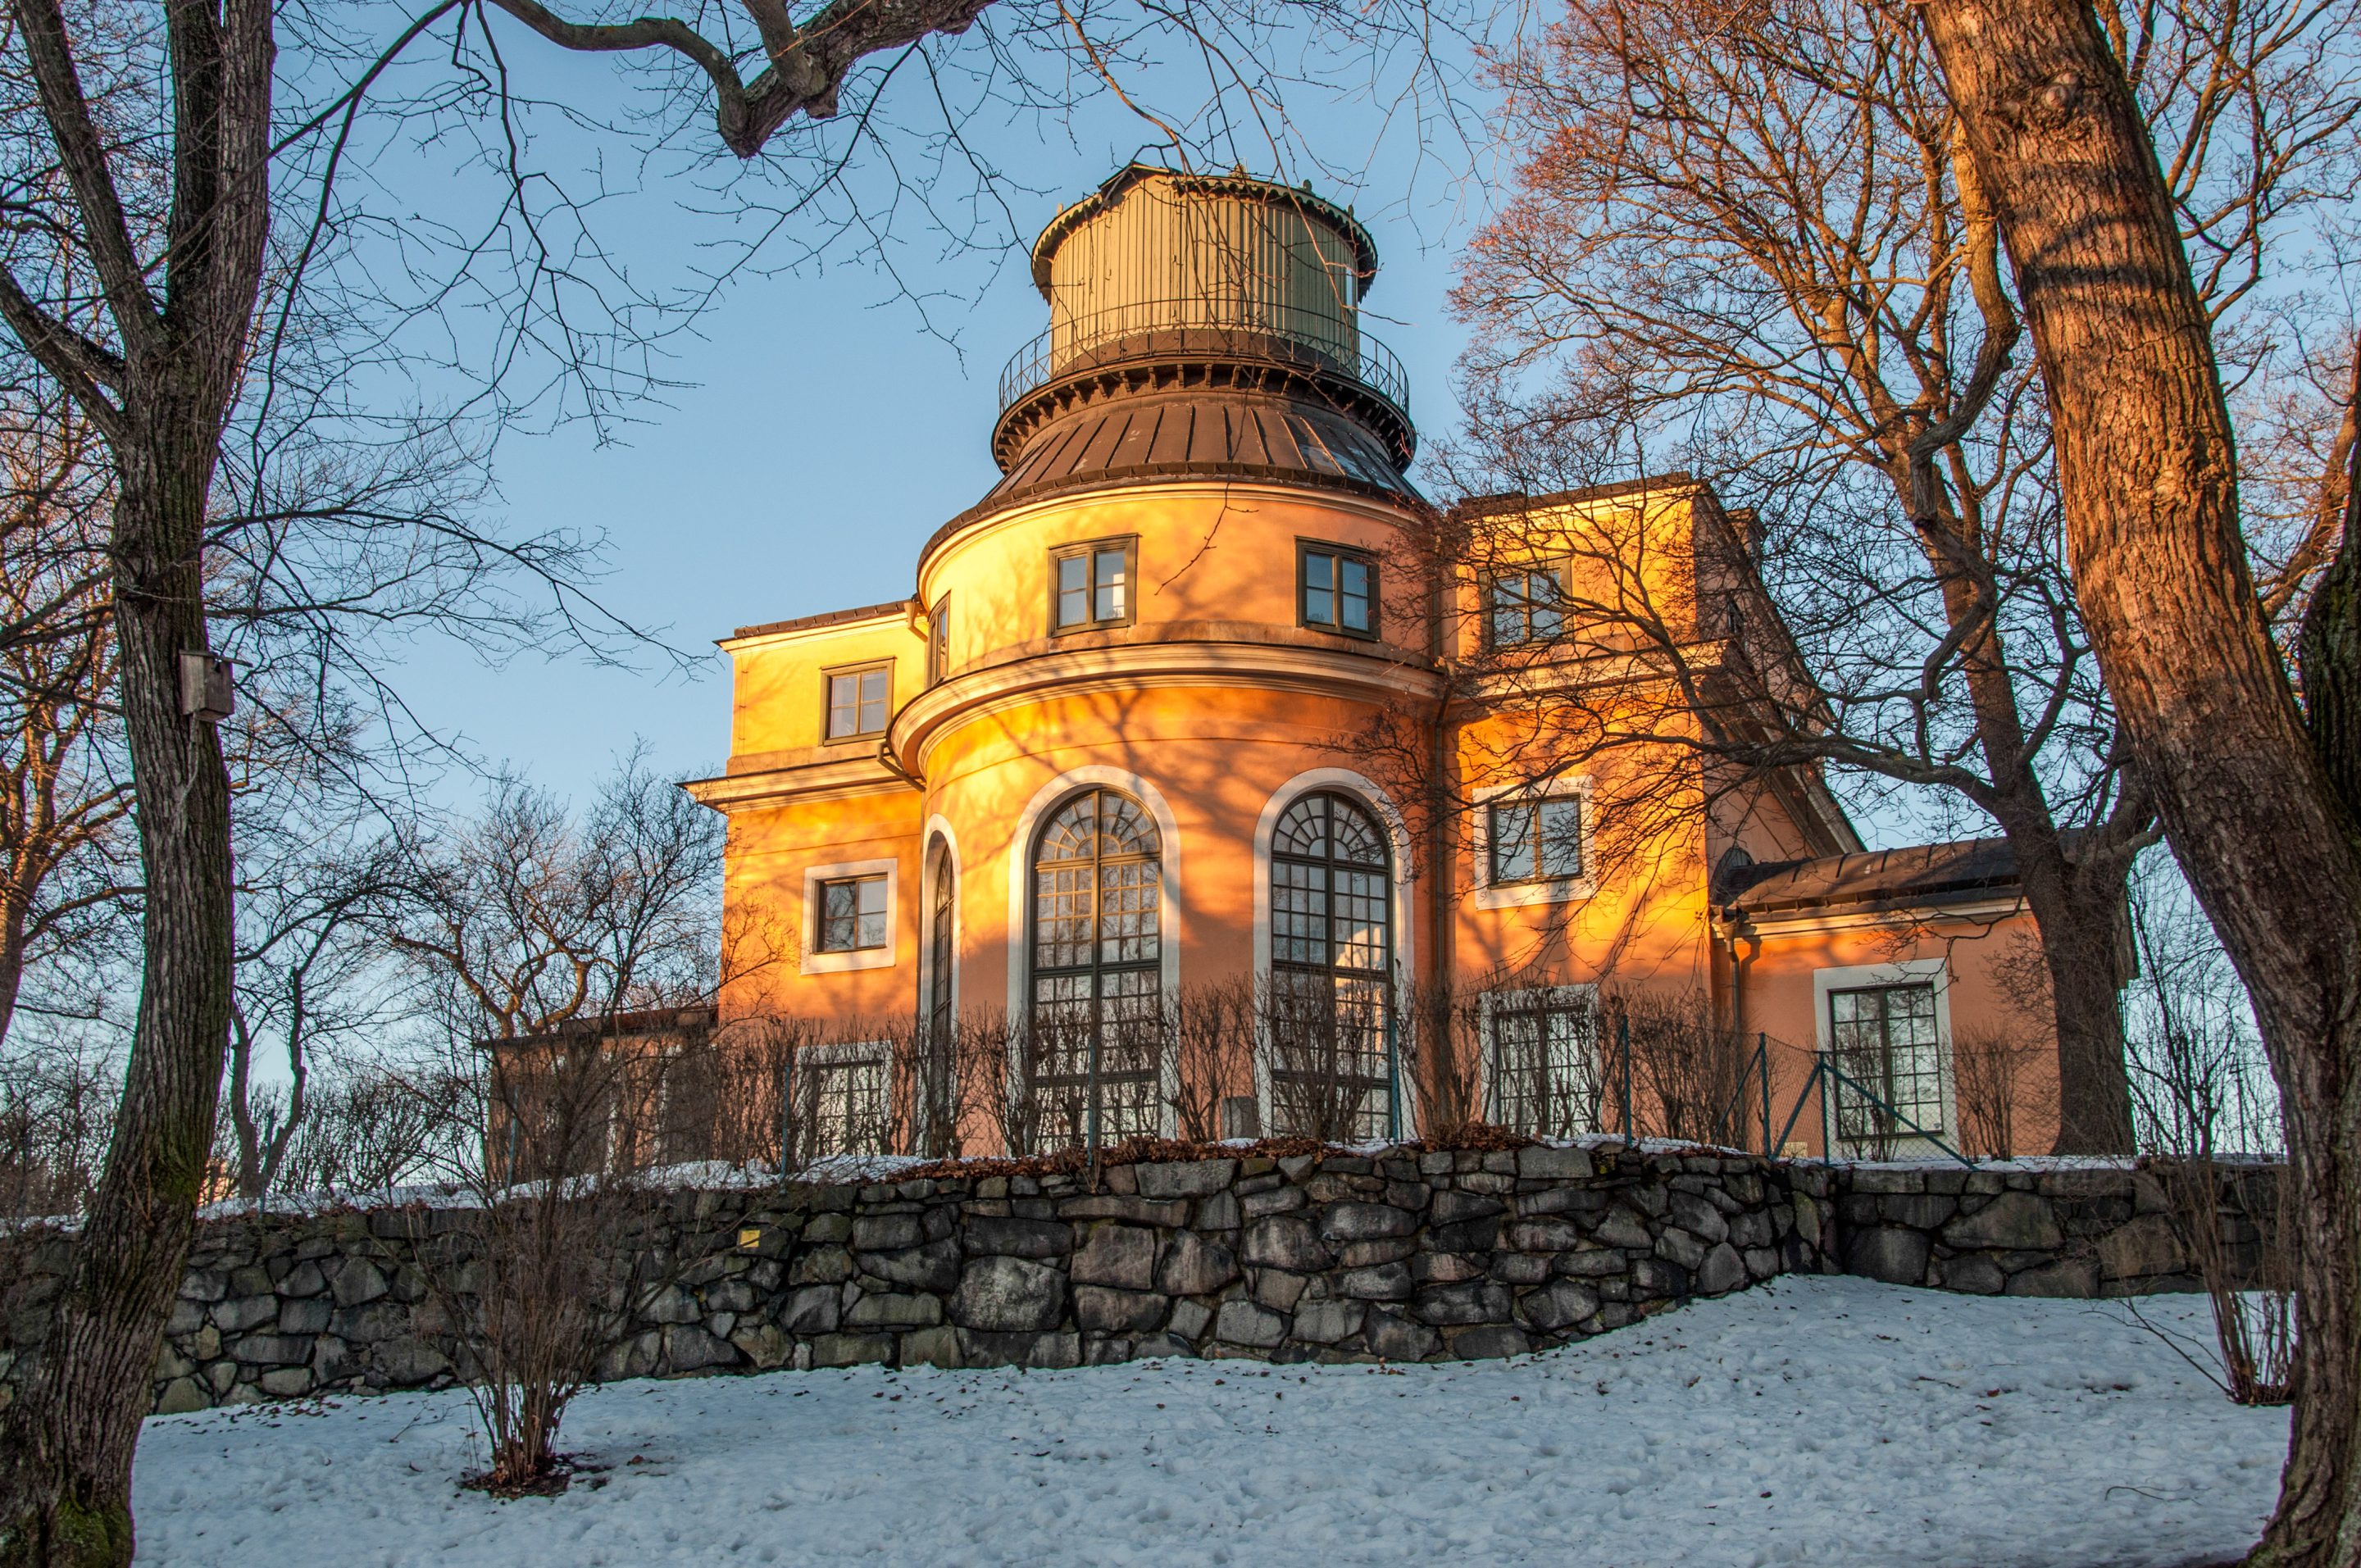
[689,165,2060,1161]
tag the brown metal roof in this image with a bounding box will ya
[730,600,912,642]
[1726,838,2021,916]
[961,386,1423,527]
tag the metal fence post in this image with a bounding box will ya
[1085,1026,1103,1184]
[1618,1011,1634,1149]
[776,1054,794,1182]
[1385,1001,1403,1143]
[1758,1032,1772,1157]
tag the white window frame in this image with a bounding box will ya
[1479,982,1600,1133]
[1812,957,1958,1158]
[802,858,899,974]
[1471,777,1596,909]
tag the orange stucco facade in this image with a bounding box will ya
[688,166,2062,1159]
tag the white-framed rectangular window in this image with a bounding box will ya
[1471,778,1596,909]
[795,1039,894,1159]
[1051,539,1135,633]
[1487,797,1585,885]
[824,662,892,742]
[1813,959,1956,1157]
[816,875,889,952]
[802,859,898,974]
[1481,984,1599,1136]
[1299,543,1377,637]
[1485,564,1566,648]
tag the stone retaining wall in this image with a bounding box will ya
[0,1148,2270,1416]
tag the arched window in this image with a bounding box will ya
[1028,788,1163,1145]
[925,835,956,1043]
[917,834,958,1157]
[1267,791,1394,1139]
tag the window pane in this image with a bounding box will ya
[820,880,858,950]
[1537,798,1584,879]
[855,876,888,948]
[1340,557,1372,633]
[1057,554,1089,627]
[827,673,858,739]
[1303,551,1334,626]
[858,668,889,734]
[1490,803,1536,882]
[1094,548,1127,622]
[1528,572,1563,639]
[930,597,950,684]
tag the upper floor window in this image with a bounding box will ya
[1300,544,1376,637]
[927,594,951,687]
[816,874,889,952]
[825,662,891,742]
[1486,566,1565,647]
[1052,539,1135,633]
[1488,796,1585,884]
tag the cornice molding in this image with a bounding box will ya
[894,637,1444,774]
[682,761,917,811]
[916,479,1430,587]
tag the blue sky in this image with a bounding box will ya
[375,35,1500,800]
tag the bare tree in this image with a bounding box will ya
[1908,0,2361,1553]
[1444,0,2351,1152]
[384,750,722,1044]
[0,1034,112,1220]
[218,837,404,1201]
[0,384,134,1055]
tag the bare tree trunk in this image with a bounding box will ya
[2005,826,2139,1152]
[0,0,263,1545]
[0,450,235,1565]
[1917,0,2361,1558]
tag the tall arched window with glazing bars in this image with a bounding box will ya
[1267,791,1395,1140]
[1028,788,1164,1146]
[916,834,958,1157]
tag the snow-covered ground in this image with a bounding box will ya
[130,1277,2286,1567]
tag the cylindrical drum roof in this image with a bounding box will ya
[1031,166,1378,381]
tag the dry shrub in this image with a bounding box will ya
[1949,1027,2053,1161]
[2149,1159,2295,1406]
[1402,980,1488,1135]
[1260,977,1397,1143]
[0,1040,113,1220]
[2126,990,2292,1406]
[1164,979,1257,1142]
[434,1039,720,1492]
[1610,989,1757,1146]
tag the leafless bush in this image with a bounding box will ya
[1401,980,1490,1138]
[947,1007,1035,1160]
[1163,979,1257,1142]
[214,1066,472,1199]
[1950,1027,2054,1161]
[422,1038,715,1492]
[1262,978,1395,1142]
[2120,866,2292,1405]
[1611,989,1755,1147]
[0,1039,115,1220]
[895,1016,962,1161]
